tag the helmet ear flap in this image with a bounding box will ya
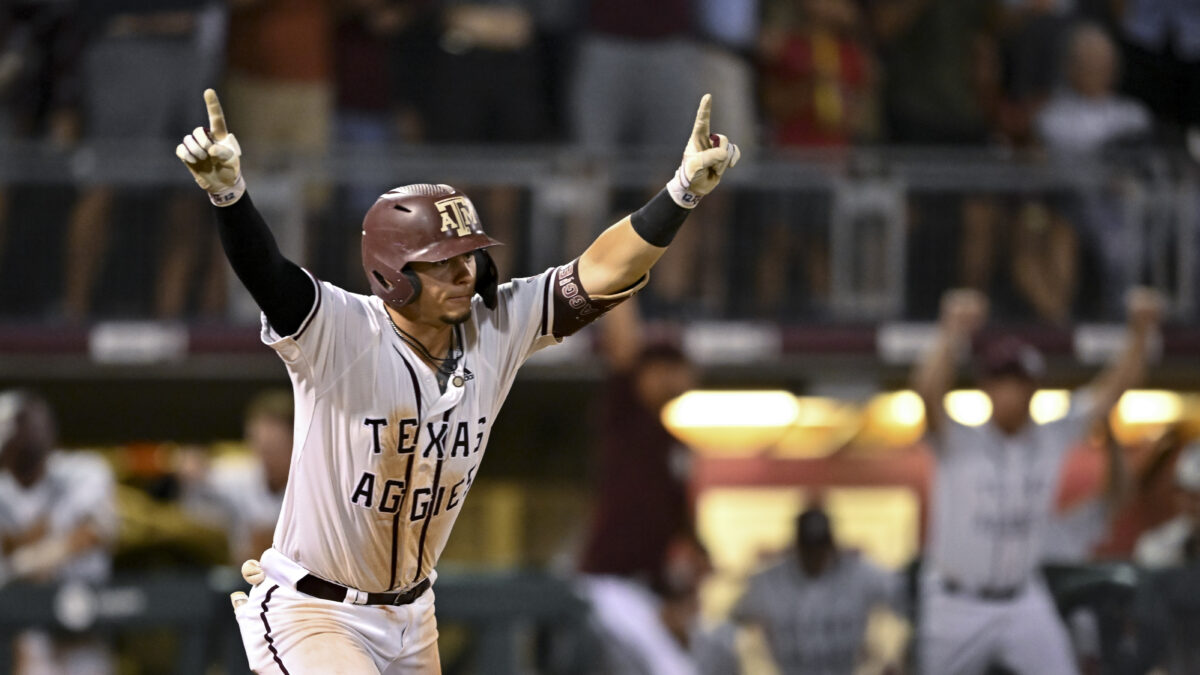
[401,268,422,305]
[474,250,498,309]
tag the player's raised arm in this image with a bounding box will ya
[175,89,315,336]
[911,289,988,434]
[1081,287,1164,419]
[576,94,740,296]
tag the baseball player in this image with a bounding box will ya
[911,287,1162,675]
[1135,441,1200,569]
[175,89,739,674]
[0,390,117,674]
[730,506,904,675]
[182,390,293,564]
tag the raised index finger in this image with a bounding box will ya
[204,89,228,140]
[691,94,712,149]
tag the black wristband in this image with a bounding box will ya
[630,189,691,247]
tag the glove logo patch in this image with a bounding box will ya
[435,197,480,238]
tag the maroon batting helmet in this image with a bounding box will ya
[361,184,501,311]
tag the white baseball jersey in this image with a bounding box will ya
[1134,516,1196,569]
[0,451,117,584]
[262,267,568,593]
[731,552,901,675]
[185,457,284,561]
[928,394,1094,590]
[1042,497,1110,564]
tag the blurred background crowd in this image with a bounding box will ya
[0,0,1197,323]
[2,0,1200,673]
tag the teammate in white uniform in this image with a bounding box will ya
[730,507,903,675]
[175,89,739,673]
[183,390,292,563]
[911,288,1162,675]
[1135,441,1200,569]
[0,391,117,675]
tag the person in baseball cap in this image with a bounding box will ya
[975,336,1047,435]
[731,505,904,674]
[1135,441,1200,568]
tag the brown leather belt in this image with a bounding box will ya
[295,575,430,606]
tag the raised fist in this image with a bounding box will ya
[940,289,989,335]
[1126,286,1164,331]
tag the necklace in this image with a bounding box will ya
[388,315,462,382]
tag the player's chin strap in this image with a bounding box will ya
[474,250,498,309]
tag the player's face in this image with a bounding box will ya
[407,253,478,326]
[0,403,54,483]
[983,375,1036,434]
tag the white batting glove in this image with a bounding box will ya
[666,94,741,208]
[241,558,265,586]
[176,89,245,206]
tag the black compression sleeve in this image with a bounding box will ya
[630,189,691,247]
[214,193,316,336]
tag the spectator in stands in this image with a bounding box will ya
[182,390,292,564]
[995,0,1075,146]
[1037,23,1153,156]
[1135,442,1200,569]
[731,506,905,674]
[690,0,760,313]
[225,0,332,160]
[761,0,876,147]
[872,0,1007,319]
[223,0,333,312]
[325,0,433,289]
[570,0,712,314]
[696,0,759,149]
[425,0,547,144]
[1005,197,1079,323]
[1036,23,1152,319]
[64,1,227,320]
[0,390,117,674]
[420,0,553,278]
[570,0,702,151]
[0,0,84,316]
[1117,0,1200,142]
[871,0,1002,144]
[334,0,430,159]
[748,0,877,318]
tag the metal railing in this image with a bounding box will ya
[1,141,1195,324]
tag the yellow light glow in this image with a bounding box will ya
[857,391,926,448]
[887,391,925,427]
[1030,390,1071,424]
[793,396,851,427]
[944,390,992,426]
[663,390,800,429]
[661,390,801,454]
[1116,390,1183,425]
